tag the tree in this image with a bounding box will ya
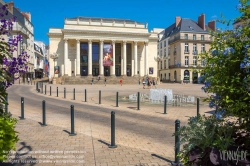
[174,0,250,165]
[0,4,29,162]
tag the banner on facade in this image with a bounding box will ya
[103,44,113,66]
[54,66,59,74]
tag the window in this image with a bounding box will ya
[164,41,166,47]
[201,35,204,40]
[201,59,206,66]
[201,44,205,53]
[193,43,197,55]
[160,51,162,57]
[193,56,197,66]
[168,59,170,68]
[184,43,189,53]
[161,62,163,69]
[174,46,177,54]
[174,57,176,65]
[193,35,196,40]
[164,60,166,69]
[164,49,166,57]
[185,56,189,66]
[184,34,188,40]
[168,46,170,55]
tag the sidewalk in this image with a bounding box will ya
[5,83,213,166]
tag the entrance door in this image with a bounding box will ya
[81,66,88,76]
[92,67,99,76]
[115,66,120,76]
[127,67,131,76]
[104,66,110,76]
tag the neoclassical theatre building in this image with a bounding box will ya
[48,17,158,80]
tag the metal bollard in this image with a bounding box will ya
[73,88,75,100]
[41,100,47,126]
[69,105,76,136]
[5,94,8,113]
[197,98,200,117]
[36,82,38,91]
[85,89,87,102]
[50,86,51,96]
[137,92,140,110]
[57,87,58,97]
[109,111,117,148]
[116,92,118,107]
[41,83,43,94]
[174,119,180,164]
[20,97,25,119]
[45,85,46,95]
[99,90,101,104]
[64,88,66,99]
[164,95,167,114]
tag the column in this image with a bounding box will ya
[134,41,138,76]
[88,39,92,76]
[99,40,104,75]
[112,40,116,76]
[64,39,68,76]
[145,42,148,75]
[76,39,80,76]
[123,41,127,76]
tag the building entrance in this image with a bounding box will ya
[104,66,110,76]
[92,66,99,76]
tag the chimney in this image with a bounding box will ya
[208,20,216,31]
[7,2,14,13]
[176,16,181,27]
[198,13,205,30]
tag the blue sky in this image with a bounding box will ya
[10,0,242,45]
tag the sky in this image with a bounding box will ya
[10,0,243,45]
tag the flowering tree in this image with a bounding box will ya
[174,0,250,165]
[0,4,29,162]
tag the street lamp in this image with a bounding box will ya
[50,52,59,84]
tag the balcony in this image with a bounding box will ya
[169,35,212,44]
[184,50,189,54]
[193,50,198,55]
[169,64,205,69]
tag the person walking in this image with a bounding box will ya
[91,78,94,85]
[138,78,140,85]
[27,77,30,85]
[104,77,107,86]
[152,79,156,88]
[98,75,100,81]
[119,79,123,86]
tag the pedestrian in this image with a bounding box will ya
[138,78,140,85]
[98,75,100,81]
[152,79,156,88]
[148,80,151,89]
[91,78,94,85]
[119,79,123,86]
[104,77,107,86]
[27,77,30,85]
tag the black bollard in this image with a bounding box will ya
[57,87,58,97]
[45,85,46,95]
[85,89,87,102]
[41,82,43,94]
[69,105,76,136]
[116,92,119,107]
[164,95,167,114]
[41,100,47,126]
[50,86,51,96]
[5,94,8,113]
[73,88,75,100]
[137,92,140,110]
[197,98,200,117]
[36,82,38,91]
[20,97,25,120]
[174,119,180,164]
[109,111,117,148]
[99,90,101,104]
[64,88,66,99]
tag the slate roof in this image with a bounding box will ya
[160,18,209,41]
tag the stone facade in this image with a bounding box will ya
[48,17,158,81]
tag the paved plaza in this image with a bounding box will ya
[4,82,213,166]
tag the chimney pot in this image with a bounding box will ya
[175,16,181,27]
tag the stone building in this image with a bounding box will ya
[157,14,216,83]
[48,17,158,83]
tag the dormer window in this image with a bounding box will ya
[184,34,188,40]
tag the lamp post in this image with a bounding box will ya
[50,53,59,84]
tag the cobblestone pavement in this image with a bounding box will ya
[4,83,213,166]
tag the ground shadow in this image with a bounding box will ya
[63,129,71,134]
[151,153,173,164]
[155,111,167,114]
[127,107,138,110]
[205,110,216,114]
[98,140,110,147]
[38,122,47,126]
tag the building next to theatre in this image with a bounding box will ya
[47,17,158,82]
[157,14,217,83]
